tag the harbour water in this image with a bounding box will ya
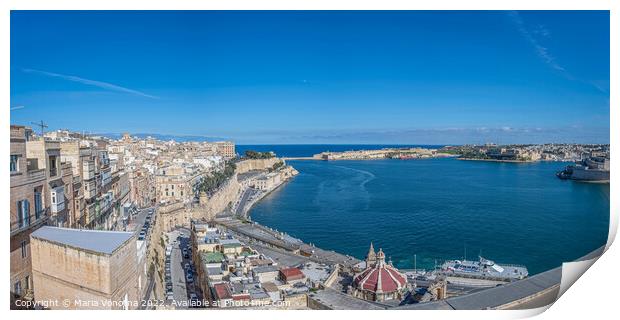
[240,145,610,275]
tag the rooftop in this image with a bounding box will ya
[253,265,280,274]
[201,251,225,264]
[280,267,305,280]
[261,282,279,293]
[31,226,134,255]
[213,283,232,300]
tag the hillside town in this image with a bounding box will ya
[440,143,610,163]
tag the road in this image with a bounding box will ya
[235,187,257,217]
[166,227,204,308]
[126,206,154,234]
[242,240,308,267]
[168,229,188,305]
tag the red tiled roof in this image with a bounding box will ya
[232,293,251,301]
[280,267,305,281]
[213,283,232,300]
[353,263,407,294]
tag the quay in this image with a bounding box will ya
[214,217,361,268]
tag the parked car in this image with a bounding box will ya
[189,293,198,301]
[186,273,194,283]
[184,263,190,270]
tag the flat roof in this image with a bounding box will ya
[31,226,134,255]
[253,265,280,274]
[201,251,225,264]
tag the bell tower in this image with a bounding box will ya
[366,242,377,267]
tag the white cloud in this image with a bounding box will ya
[508,11,565,72]
[22,68,158,99]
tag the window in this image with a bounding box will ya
[17,200,30,228]
[10,155,19,172]
[21,240,27,258]
[34,191,43,219]
[14,280,21,296]
[24,276,30,291]
[49,155,57,177]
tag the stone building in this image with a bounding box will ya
[155,164,202,204]
[129,168,155,208]
[350,244,408,302]
[10,125,48,302]
[26,139,68,227]
[157,201,191,232]
[215,141,236,159]
[30,226,139,310]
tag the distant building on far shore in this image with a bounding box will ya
[30,226,139,310]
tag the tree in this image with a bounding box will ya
[244,150,274,159]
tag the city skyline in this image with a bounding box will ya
[10,11,610,144]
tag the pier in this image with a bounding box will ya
[282,156,321,161]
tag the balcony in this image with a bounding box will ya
[27,169,46,184]
[83,161,96,180]
[10,208,49,237]
[50,186,65,213]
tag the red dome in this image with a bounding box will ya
[353,261,407,293]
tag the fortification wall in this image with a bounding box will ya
[193,159,284,221]
[236,158,281,174]
[192,177,241,221]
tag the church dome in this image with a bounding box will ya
[352,248,407,295]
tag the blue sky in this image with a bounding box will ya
[10,11,609,144]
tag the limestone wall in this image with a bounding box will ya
[192,177,241,221]
[236,158,281,174]
[283,293,309,309]
[307,295,332,310]
[31,235,139,309]
[322,264,341,289]
[148,209,168,301]
[185,158,287,222]
[31,238,112,295]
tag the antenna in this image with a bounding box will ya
[414,254,417,288]
[31,120,48,136]
[464,243,467,261]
